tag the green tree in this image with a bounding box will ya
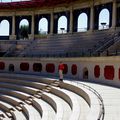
[20,25,29,39]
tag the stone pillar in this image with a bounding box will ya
[29,12,35,40]
[50,11,54,34]
[112,0,117,29]
[31,13,35,36]
[90,3,94,31]
[70,7,73,33]
[10,15,16,40]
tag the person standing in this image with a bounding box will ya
[58,62,64,81]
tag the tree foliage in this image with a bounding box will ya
[20,25,29,39]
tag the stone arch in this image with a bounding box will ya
[15,16,31,39]
[35,14,50,35]
[83,67,88,79]
[77,13,88,32]
[0,20,10,36]
[8,64,14,72]
[73,8,90,32]
[58,15,67,34]
[99,8,110,30]
[39,18,48,34]
[19,19,29,27]
[19,19,29,39]
[94,3,112,30]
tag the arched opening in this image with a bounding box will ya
[83,67,88,79]
[9,64,14,72]
[99,8,110,30]
[33,63,42,72]
[39,18,48,35]
[0,20,10,36]
[77,13,88,32]
[58,16,67,34]
[19,19,29,39]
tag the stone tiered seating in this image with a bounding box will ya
[7,40,33,57]
[0,101,15,118]
[0,100,27,120]
[74,80,120,120]
[0,94,23,111]
[32,98,56,120]
[65,81,101,120]
[0,73,103,120]
[19,30,113,57]
[0,40,32,57]
[0,30,118,57]
[0,78,73,119]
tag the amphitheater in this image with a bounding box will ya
[0,0,120,120]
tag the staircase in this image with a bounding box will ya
[3,44,16,57]
[90,32,120,56]
[22,31,112,57]
[3,40,33,57]
[2,30,120,57]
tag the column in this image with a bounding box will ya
[31,13,35,35]
[10,14,16,40]
[90,3,94,31]
[69,7,73,33]
[112,0,117,29]
[29,12,35,40]
[50,11,54,34]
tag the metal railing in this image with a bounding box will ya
[3,44,16,57]
[70,80,105,120]
[18,40,35,57]
[91,32,120,56]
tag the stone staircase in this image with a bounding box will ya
[90,32,120,56]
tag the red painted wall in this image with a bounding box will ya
[46,63,55,73]
[104,66,114,80]
[63,64,68,74]
[71,64,77,75]
[0,62,5,70]
[20,62,29,71]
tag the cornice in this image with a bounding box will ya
[0,0,116,15]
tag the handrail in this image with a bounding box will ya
[69,80,105,120]
[104,49,120,56]
[18,40,34,57]
[3,44,16,57]
[18,40,37,57]
[91,32,120,56]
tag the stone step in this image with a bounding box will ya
[33,98,56,120]
[34,94,42,99]
[44,92,71,120]
[24,100,32,105]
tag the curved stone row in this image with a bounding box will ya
[0,78,72,120]
[0,73,102,120]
